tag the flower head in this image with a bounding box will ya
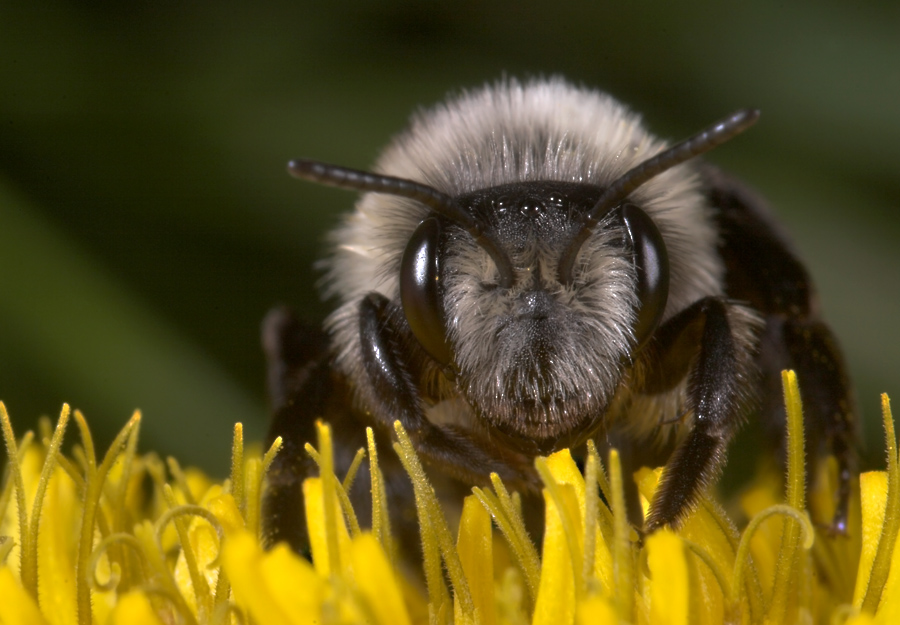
[0,371,898,624]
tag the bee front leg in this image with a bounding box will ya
[642,297,758,532]
[358,292,537,490]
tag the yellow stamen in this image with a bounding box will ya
[608,448,634,622]
[0,402,32,597]
[262,435,283,473]
[342,446,366,492]
[393,420,474,620]
[861,394,899,614]
[767,369,811,623]
[472,478,541,601]
[304,441,362,537]
[230,423,244,515]
[73,409,141,625]
[366,426,394,560]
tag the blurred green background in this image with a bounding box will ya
[1,1,898,476]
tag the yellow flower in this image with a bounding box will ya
[0,370,897,624]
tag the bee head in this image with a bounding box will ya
[288,83,757,452]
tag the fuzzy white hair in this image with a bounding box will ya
[321,77,734,443]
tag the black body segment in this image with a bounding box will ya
[704,165,856,531]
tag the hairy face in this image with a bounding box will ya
[442,182,638,452]
[322,79,726,454]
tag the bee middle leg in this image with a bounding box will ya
[640,297,760,532]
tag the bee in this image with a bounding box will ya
[262,78,855,555]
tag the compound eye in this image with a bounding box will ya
[618,204,670,351]
[400,217,453,366]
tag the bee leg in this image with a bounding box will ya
[704,165,857,532]
[262,306,330,409]
[261,308,404,554]
[263,360,336,553]
[261,308,332,552]
[358,292,537,490]
[643,297,751,532]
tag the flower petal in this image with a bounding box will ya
[105,592,166,625]
[349,533,412,625]
[853,471,888,607]
[260,542,325,624]
[303,477,350,578]
[545,449,615,591]
[533,485,580,625]
[0,567,50,625]
[645,530,689,625]
[36,466,79,625]
[223,529,323,625]
[576,595,619,625]
[455,495,495,625]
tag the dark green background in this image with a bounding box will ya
[1,2,898,475]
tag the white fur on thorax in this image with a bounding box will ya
[321,78,727,433]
